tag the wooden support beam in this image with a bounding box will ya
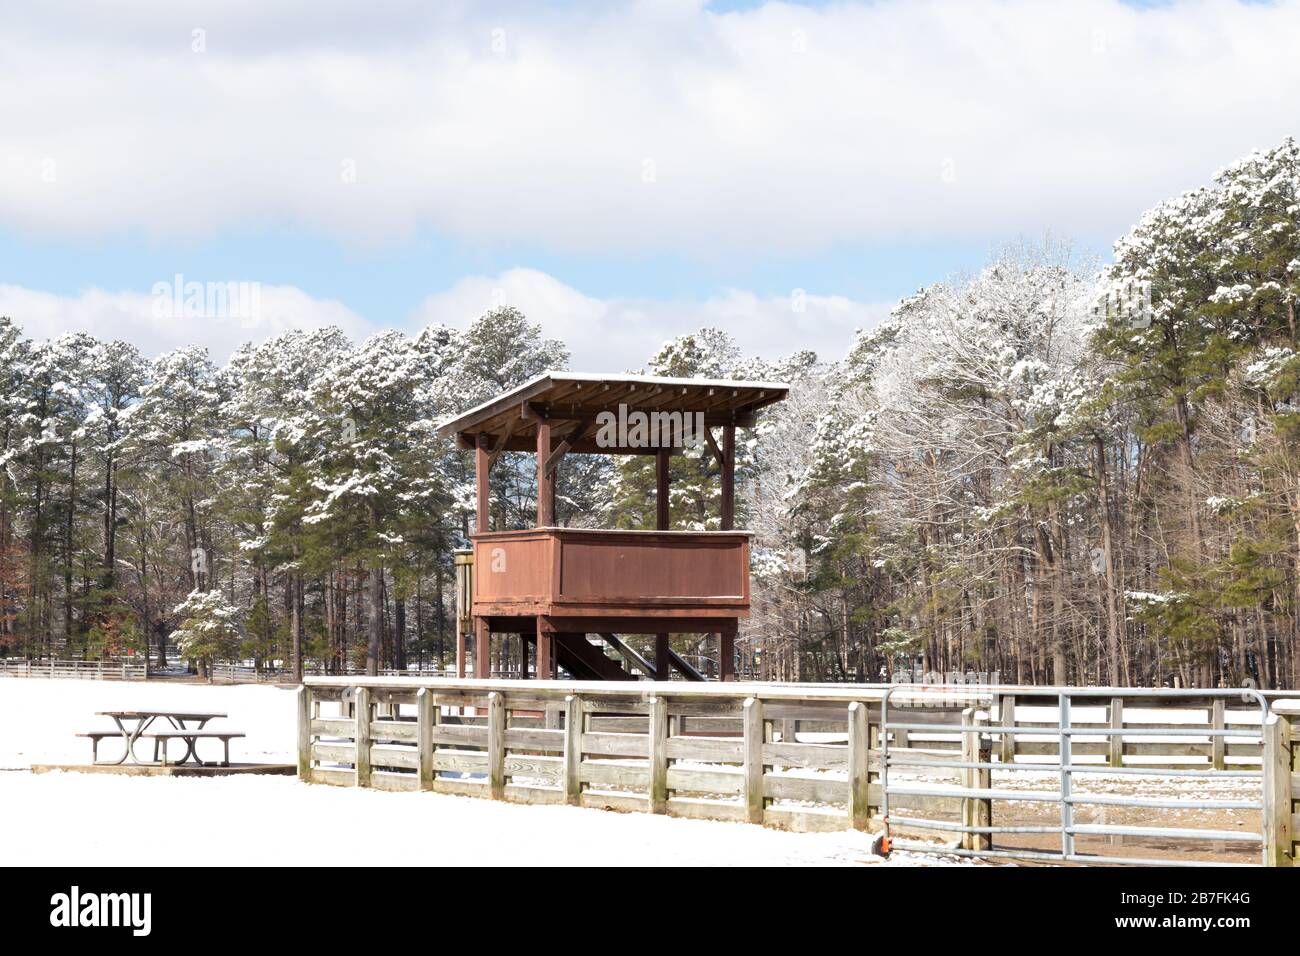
[1262,714,1293,867]
[475,434,491,533]
[719,624,737,681]
[656,448,670,530]
[649,696,668,814]
[537,417,555,527]
[1211,698,1226,771]
[487,691,506,799]
[474,617,490,679]
[847,701,870,831]
[721,423,735,531]
[296,685,312,781]
[354,687,371,788]
[416,687,433,791]
[563,694,583,805]
[537,617,555,679]
[655,632,672,681]
[742,697,765,824]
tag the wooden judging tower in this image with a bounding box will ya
[436,372,789,681]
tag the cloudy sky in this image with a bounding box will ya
[1,0,1297,369]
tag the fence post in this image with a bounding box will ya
[1211,698,1226,771]
[649,696,668,814]
[999,694,1016,764]
[487,691,506,799]
[416,687,434,791]
[1262,713,1293,867]
[962,708,991,851]
[848,701,870,831]
[297,685,313,781]
[563,695,583,806]
[742,697,765,825]
[354,687,371,788]
[1109,698,1124,768]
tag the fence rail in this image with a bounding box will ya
[0,658,147,681]
[298,678,1297,866]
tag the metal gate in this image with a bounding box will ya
[879,685,1273,866]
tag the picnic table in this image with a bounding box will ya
[82,710,241,766]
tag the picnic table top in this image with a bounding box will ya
[95,710,227,720]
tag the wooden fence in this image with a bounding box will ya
[299,678,1295,863]
[0,658,147,681]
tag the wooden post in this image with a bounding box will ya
[649,696,668,814]
[354,687,371,788]
[296,685,312,782]
[721,424,735,531]
[720,623,736,682]
[488,691,506,799]
[961,708,991,850]
[474,618,490,679]
[656,447,671,530]
[999,694,1016,764]
[475,434,490,533]
[742,697,765,824]
[537,418,554,527]
[536,617,555,679]
[1108,697,1124,768]
[847,701,870,831]
[416,687,434,791]
[1262,713,1293,867]
[655,632,671,681]
[563,694,583,806]
[1211,698,1226,771]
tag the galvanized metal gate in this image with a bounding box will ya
[879,686,1273,866]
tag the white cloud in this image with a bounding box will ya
[0,283,377,359]
[413,267,890,369]
[1,1,1298,254]
[0,269,888,368]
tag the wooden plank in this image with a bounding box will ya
[665,737,743,762]
[665,766,743,794]
[580,791,647,813]
[999,695,1016,763]
[355,687,371,788]
[743,697,764,824]
[312,742,356,765]
[488,691,506,799]
[581,732,650,757]
[370,745,419,770]
[847,700,870,830]
[431,724,488,746]
[433,751,488,774]
[762,741,848,769]
[310,717,353,738]
[763,773,847,803]
[504,727,565,751]
[505,755,563,783]
[312,767,355,788]
[765,806,850,833]
[564,695,582,805]
[579,761,649,788]
[417,687,433,791]
[666,797,746,823]
[371,770,420,792]
[370,720,417,742]
[649,696,668,813]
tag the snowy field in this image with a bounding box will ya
[0,677,958,866]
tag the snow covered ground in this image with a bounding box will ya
[0,677,962,866]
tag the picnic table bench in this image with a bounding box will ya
[78,711,243,767]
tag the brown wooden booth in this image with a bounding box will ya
[436,372,788,681]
